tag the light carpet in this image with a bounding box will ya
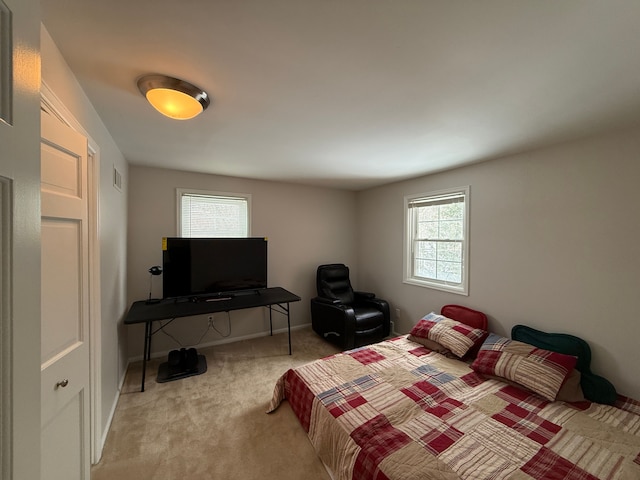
[92,327,340,480]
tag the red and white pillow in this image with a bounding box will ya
[409,312,487,358]
[471,333,577,402]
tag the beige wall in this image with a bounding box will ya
[127,166,358,358]
[41,27,129,450]
[357,124,640,399]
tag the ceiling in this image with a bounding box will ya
[41,1,640,191]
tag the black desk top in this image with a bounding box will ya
[124,287,301,325]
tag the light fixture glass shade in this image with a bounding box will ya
[137,74,210,120]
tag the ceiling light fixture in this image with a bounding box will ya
[137,74,210,120]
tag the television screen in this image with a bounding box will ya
[162,237,267,298]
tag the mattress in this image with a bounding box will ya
[268,335,640,480]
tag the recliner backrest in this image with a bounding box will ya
[316,264,355,305]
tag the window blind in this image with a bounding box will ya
[180,193,248,237]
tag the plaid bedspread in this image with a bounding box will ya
[268,336,640,480]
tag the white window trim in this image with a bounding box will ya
[403,185,470,296]
[176,188,252,237]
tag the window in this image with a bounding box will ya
[404,186,469,295]
[177,188,251,237]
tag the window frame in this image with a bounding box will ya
[176,188,252,238]
[403,185,470,296]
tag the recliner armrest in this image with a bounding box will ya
[311,296,342,305]
[354,291,376,300]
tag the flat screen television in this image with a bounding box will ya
[162,237,267,298]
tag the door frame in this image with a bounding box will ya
[40,81,103,464]
[0,176,11,480]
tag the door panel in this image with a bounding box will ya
[40,112,90,480]
[41,141,82,197]
[41,390,85,480]
[41,218,82,364]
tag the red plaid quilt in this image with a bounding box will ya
[268,336,640,480]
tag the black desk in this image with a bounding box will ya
[124,287,301,391]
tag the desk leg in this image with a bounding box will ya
[141,321,152,392]
[269,306,273,336]
[147,323,152,361]
[287,302,291,355]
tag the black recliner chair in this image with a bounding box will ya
[310,264,391,350]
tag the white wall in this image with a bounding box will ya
[357,124,640,399]
[127,166,358,358]
[40,27,129,448]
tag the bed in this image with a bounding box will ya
[268,305,640,480]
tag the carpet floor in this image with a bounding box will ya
[92,327,340,480]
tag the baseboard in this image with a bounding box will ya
[127,323,312,363]
[96,364,128,462]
